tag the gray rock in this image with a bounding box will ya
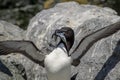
[0,21,27,80]
[0,5,43,29]
[0,0,44,29]
[0,20,24,40]
[0,59,25,80]
[26,1,120,80]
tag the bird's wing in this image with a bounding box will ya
[0,40,45,67]
[71,20,120,66]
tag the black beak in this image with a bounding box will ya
[52,29,59,41]
[52,32,56,39]
[52,29,67,44]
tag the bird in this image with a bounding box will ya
[0,27,75,80]
[44,27,74,80]
[0,20,120,80]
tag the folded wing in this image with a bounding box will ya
[71,20,120,66]
[0,40,45,67]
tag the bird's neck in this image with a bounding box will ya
[57,43,67,54]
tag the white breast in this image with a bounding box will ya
[44,44,72,80]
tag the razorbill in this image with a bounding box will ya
[0,20,120,80]
[0,27,75,80]
[44,27,74,80]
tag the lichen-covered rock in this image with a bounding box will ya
[26,2,120,80]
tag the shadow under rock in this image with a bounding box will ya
[71,72,78,80]
[94,40,120,80]
[0,60,13,76]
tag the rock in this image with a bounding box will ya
[0,5,43,29]
[0,0,43,29]
[0,20,24,40]
[26,1,120,80]
[0,20,27,80]
[0,59,25,80]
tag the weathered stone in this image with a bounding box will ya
[0,58,26,80]
[0,20,24,40]
[0,21,27,80]
[0,0,44,29]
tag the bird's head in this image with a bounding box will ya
[52,27,74,52]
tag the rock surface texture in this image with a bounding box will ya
[0,21,26,80]
[0,1,120,80]
[0,0,43,29]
